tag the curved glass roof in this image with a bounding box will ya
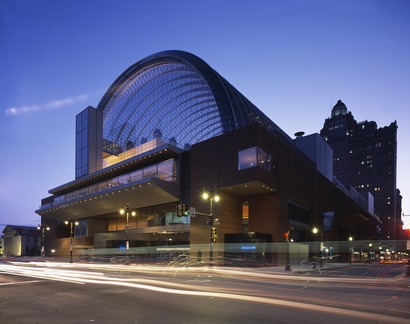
[97,50,291,152]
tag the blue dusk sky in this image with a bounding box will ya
[1,0,409,230]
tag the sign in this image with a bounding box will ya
[189,207,196,217]
[323,211,334,230]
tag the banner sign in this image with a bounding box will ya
[323,211,334,230]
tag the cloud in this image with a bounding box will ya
[5,92,99,116]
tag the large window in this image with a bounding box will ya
[54,159,176,205]
[238,147,272,171]
[288,202,310,225]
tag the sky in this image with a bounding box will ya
[1,0,409,231]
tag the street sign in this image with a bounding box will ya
[190,207,196,217]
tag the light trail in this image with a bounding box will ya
[0,280,41,286]
[11,261,392,284]
[0,263,406,323]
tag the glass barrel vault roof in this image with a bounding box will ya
[97,50,291,151]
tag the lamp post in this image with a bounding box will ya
[348,236,353,264]
[319,232,324,267]
[65,216,79,263]
[202,190,220,266]
[37,223,50,257]
[312,227,319,268]
[120,203,136,250]
[285,229,291,271]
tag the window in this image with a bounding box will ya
[238,147,271,171]
[257,148,271,171]
[53,159,177,206]
[242,201,249,232]
[288,202,310,225]
[238,147,257,169]
[75,220,87,237]
[242,202,249,220]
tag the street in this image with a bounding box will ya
[0,261,409,323]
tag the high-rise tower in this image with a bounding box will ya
[320,100,400,240]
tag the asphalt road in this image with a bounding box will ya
[0,261,409,323]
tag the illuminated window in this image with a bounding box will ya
[53,159,176,205]
[242,201,249,232]
[242,202,249,219]
[238,147,271,171]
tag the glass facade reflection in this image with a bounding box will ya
[97,50,292,157]
[53,158,176,206]
[100,61,221,153]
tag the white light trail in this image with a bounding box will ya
[0,263,405,323]
[0,280,41,286]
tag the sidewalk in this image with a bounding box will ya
[260,262,364,274]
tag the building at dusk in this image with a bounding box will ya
[320,100,402,241]
[2,225,40,256]
[36,51,380,260]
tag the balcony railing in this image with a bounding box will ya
[40,159,176,209]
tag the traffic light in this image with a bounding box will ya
[182,203,188,216]
[177,203,183,216]
[212,227,218,243]
[284,231,289,242]
[177,202,189,216]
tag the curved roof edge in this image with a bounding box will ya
[97,50,293,144]
[97,50,236,133]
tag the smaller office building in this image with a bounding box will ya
[0,236,4,255]
[2,225,40,257]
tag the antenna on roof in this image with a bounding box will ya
[294,131,305,138]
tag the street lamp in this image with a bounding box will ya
[312,227,318,268]
[202,189,220,266]
[348,236,353,264]
[120,203,136,250]
[37,223,50,257]
[368,243,373,263]
[65,217,79,263]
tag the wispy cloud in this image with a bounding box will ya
[5,92,99,116]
